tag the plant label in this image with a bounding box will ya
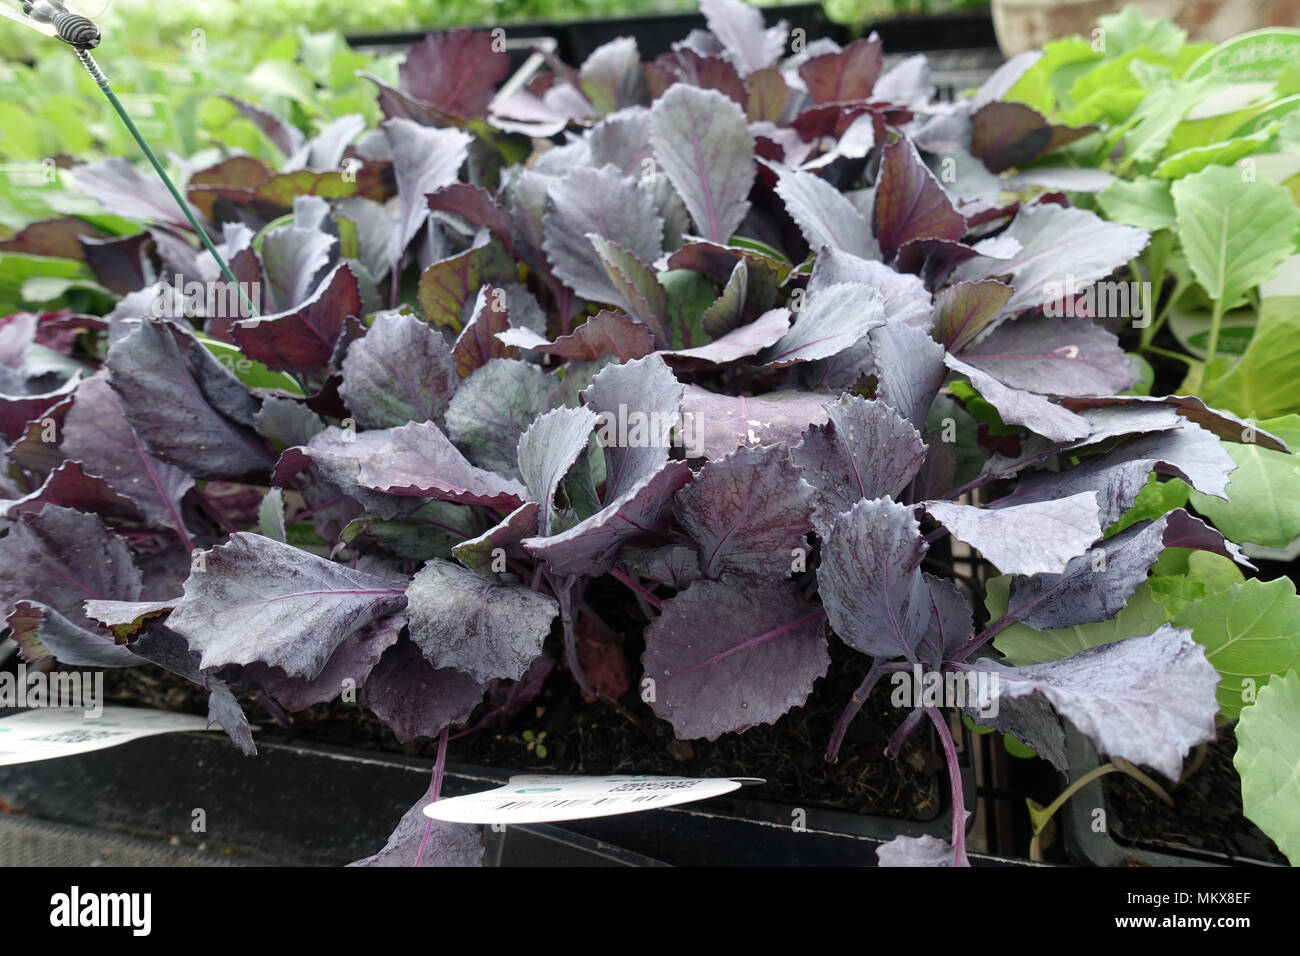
[424,773,765,824]
[0,706,214,766]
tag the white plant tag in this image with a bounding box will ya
[425,774,765,825]
[0,706,214,767]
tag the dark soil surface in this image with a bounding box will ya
[99,625,946,821]
[1102,727,1285,865]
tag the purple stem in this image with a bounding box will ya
[826,661,884,762]
[556,579,595,698]
[609,566,663,611]
[924,706,970,867]
[413,726,450,868]
[886,707,926,757]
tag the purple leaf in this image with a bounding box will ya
[792,395,927,534]
[339,310,458,430]
[770,163,880,259]
[959,314,1134,396]
[588,235,670,343]
[406,559,558,683]
[925,494,1101,575]
[363,638,485,744]
[167,532,408,679]
[453,287,517,379]
[106,321,274,478]
[519,406,599,535]
[7,600,138,668]
[996,421,1235,526]
[584,354,684,499]
[523,461,693,577]
[544,165,664,303]
[874,138,966,259]
[499,310,657,362]
[674,443,814,578]
[662,307,790,365]
[445,359,553,481]
[971,626,1219,779]
[944,353,1091,443]
[83,597,177,639]
[127,627,256,755]
[950,204,1149,314]
[242,613,404,712]
[970,102,1095,174]
[0,506,141,662]
[652,50,747,107]
[806,247,932,331]
[649,85,755,244]
[642,577,828,739]
[681,385,832,459]
[933,279,1014,352]
[798,37,883,104]
[398,30,509,121]
[81,233,155,296]
[761,282,885,365]
[1005,509,1250,631]
[876,833,961,867]
[700,0,788,74]
[354,421,529,509]
[869,320,948,431]
[580,37,649,114]
[232,265,363,372]
[745,68,792,122]
[819,497,930,660]
[349,779,484,867]
[1058,395,1288,452]
[453,502,540,574]
[220,94,306,158]
[382,118,473,268]
[74,158,197,232]
[426,184,515,251]
[4,460,141,523]
[918,573,975,668]
[417,243,516,332]
[0,375,79,442]
[259,203,337,313]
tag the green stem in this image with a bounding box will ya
[1144,344,1194,367]
[77,50,259,319]
[1031,759,1175,840]
[1138,276,1187,352]
[1204,295,1226,369]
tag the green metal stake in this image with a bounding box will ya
[75,47,260,319]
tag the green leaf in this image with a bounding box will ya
[194,333,306,395]
[1106,475,1188,536]
[1121,74,1219,169]
[658,269,717,350]
[1173,578,1300,719]
[1234,670,1300,864]
[1171,165,1300,310]
[1096,9,1187,60]
[1006,37,1100,115]
[1189,415,1300,550]
[989,576,1171,666]
[1097,176,1176,230]
[1149,550,1245,617]
[1203,298,1300,419]
[1154,122,1278,179]
[258,488,287,543]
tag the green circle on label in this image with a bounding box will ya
[515,787,562,793]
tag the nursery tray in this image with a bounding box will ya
[0,726,1028,867]
[1060,728,1282,868]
